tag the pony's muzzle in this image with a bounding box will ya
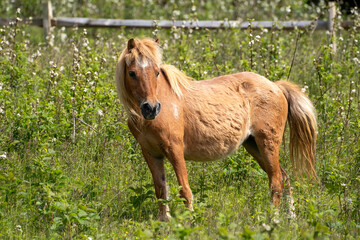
[140,101,161,120]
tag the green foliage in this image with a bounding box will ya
[0,1,359,239]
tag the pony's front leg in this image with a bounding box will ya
[164,144,193,211]
[142,150,171,221]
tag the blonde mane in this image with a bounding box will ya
[115,38,193,118]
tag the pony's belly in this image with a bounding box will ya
[183,112,251,162]
[184,135,248,162]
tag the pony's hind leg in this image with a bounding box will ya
[242,133,284,206]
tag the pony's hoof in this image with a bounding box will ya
[159,212,171,222]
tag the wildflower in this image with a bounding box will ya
[286,6,291,13]
[352,57,359,64]
[351,89,356,93]
[347,198,353,204]
[262,223,271,231]
[338,36,343,41]
[60,33,67,42]
[0,152,7,159]
[0,82,2,90]
[255,35,261,42]
[97,109,104,116]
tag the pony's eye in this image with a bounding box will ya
[156,71,160,78]
[129,71,136,78]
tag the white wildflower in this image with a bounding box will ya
[262,223,271,231]
[353,57,359,64]
[60,33,67,42]
[286,6,291,13]
[97,109,104,116]
[0,152,7,159]
[338,36,343,41]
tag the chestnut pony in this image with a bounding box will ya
[115,38,317,221]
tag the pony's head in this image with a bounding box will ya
[116,38,192,121]
[115,38,162,120]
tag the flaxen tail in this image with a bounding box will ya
[276,81,318,179]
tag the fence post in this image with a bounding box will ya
[328,1,336,53]
[42,1,53,45]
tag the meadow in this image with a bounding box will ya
[0,0,359,239]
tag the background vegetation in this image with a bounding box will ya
[0,0,359,239]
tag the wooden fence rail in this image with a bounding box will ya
[0,1,355,52]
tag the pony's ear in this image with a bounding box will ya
[155,38,160,44]
[127,38,136,52]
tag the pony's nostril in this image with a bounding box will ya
[142,102,152,112]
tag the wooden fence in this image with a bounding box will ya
[0,1,355,52]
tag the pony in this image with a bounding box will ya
[115,38,317,221]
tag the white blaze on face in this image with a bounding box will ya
[138,58,149,68]
[172,103,179,119]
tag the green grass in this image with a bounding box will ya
[0,2,359,239]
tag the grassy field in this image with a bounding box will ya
[0,1,359,239]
